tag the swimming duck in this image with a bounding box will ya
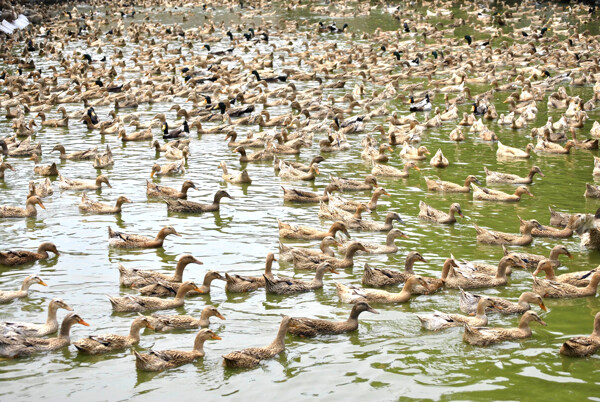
[0,242,58,266]
[288,301,379,337]
[418,201,463,224]
[484,166,544,184]
[134,329,221,372]
[570,128,598,150]
[164,146,189,161]
[0,137,41,157]
[585,183,600,198]
[0,158,15,179]
[234,145,275,162]
[218,161,251,184]
[532,260,597,287]
[532,261,600,298]
[463,311,547,346]
[425,175,480,193]
[409,94,432,112]
[52,145,97,161]
[224,253,278,292]
[293,242,366,270]
[449,127,465,142]
[0,313,88,358]
[30,154,58,176]
[328,187,390,213]
[330,175,378,191]
[361,252,428,287]
[118,254,203,288]
[0,298,72,337]
[502,244,572,270]
[399,144,430,161]
[278,220,350,240]
[0,195,45,218]
[371,161,419,178]
[137,271,223,298]
[265,262,337,295]
[280,238,338,262]
[559,312,600,357]
[79,193,131,214]
[528,214,585,238]
[442,254,525,289]
[108,281,202,312]
[165,190,233,213]
[146,180,196,199]
[459,288,547,315]
[150,160,185,177]
[340,228,408,255]
[162,121,190,139]
[145,306,225,332]
[417,297,495,331]
[472,184,534,202]
[336,275,427,304]
[535,139,576,154]
[93,145,114,169]
[36,109,68,128]
[73,316,154,355]
[222,315,291,368]
[28,179,53,198]
[430,149,449,168]
[118,127,152,142]
[278,163,319,181]
[474,218,543,246]
[108,226,180,248]
[281,183,341,203]
[59,174,111,191]
[496,141,534,159]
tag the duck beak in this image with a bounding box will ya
[368,307,380,314]
[216,314,226,320]
[331,269,339,274]
[517,260,527,269]
[211,335,222,340]
[174,231,182,237]
[65,305,73,311]
[150,170,156,178]
[147,323,155,331]
[39,280,48,286]
[194,259,204,265]
[412,165,420,171]
[539,319,548,326]
[383,190,390,196]
[38,201,46,210]
[387,146,393,153]
[194,287,205,293]
[539,303,548,312]
[566,252,573,259]
[315,167,320,175]
[401,233,410,239]
[78,319,90,327]
[458,212,464,218]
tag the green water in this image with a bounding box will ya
[1,1,599,400]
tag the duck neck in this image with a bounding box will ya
[448,207,456,220]
[496,259,510,279]
[548,247,564,261]
[128,320,146,342]
[593,314,600,338]
[368,192,382,209]
[213,193,224,205]
[585,273,600,292]
[45,302,60,327]
[441,260,453,280]
[313,267,328,284]
[192,334,207,355]
[58,319,76,340]
[352,208,364,219]
[344,245,361,261]
[517,294,532,310]
[155,229,169,242]
[320,241,334,255]
[463,177,472,188]
[269,320,290,350]
[220,163,229,174]
[172,260,189,282]
[348,306,364,322]
[527,168,537,180]
[203,274,217,287]
[264,256,274,276]
[386,232,398,247]
[36,245,50,259]
[181,182,193,195]
[518,316,534,333]
[475,302,488,318]
[404,255,418,274]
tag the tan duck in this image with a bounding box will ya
[278,163,319,181]
[442,254,525,289]
[0,298,72,337]
[0,242,59,266]
[137,271,224,297]
[0,158,15,179]
[52,145,97,160]
[0,196,45,218]
[418,201,463,224]
[371,161,419,178]
[146,180,196,199]
[118,127,152,142]
[484,166,544,184]
[93,145,114,169]
[336,275,427,304]
[134,329,221,372]
[502,244,572,270]
[559,312,600,357]
[463,311,547,346]
[108,226,180,248]
[108,281,202,312]
[150,160,185,177]
[353,211,403,232]
[570,128,598,150]
[417,297,495,331]
[532,260,597,287]
[330,175,378,191]
[472,184,533,202]
[79,193,131,214]
[30,154,58,176]
[328,187,390,213]
[288,301,379,337]
[36,109,68,128]
[361,252,428,287]
[496,141,534,159]
[218,161,251,184]
[225,253,278,292]
[293,242,366,270]
[233,145,275,162]
[425,175,480,193]
[535,139,576,154]
[117,254,203,287]
[28,179,53,198]
[527,214,584,238]
[73,316,154,355]
[532,262,600,298]
[278,220,350,240]
[585,183,600,198]
[474,218,543,246]
[146,306,225,332]
[280,238,338,262]
[340,228,408,255]
[265,262,338,295]
[165,190,233,213]
[429,148,449,168]
[58,174,111,191]
[0,313,88,358]
[222,315,291,368]
[459,289,547,315]
[399,144,430,161]
[281,183,341,203]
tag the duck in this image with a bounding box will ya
[118,127,152,142]
[165,190,233,213]
[0,137,41,157]
[585,183,600,199]
[218,161,251,184]
[330,175,378,191]
[222,316,291,368]
[137,271,224,298]
[233,145,275,162]
[399,144,430,161]
[0,298,72,337]
[418,201,463,224]
[532,262,600,298]
[351,211,403,232]
[108,226,180,248]
[559,312,600,357]
[409,94,432,112]
[459,288,547,315]
[145,306,225,332]
[224,253,278,292]
[0,158,15,179]
[340,228,408,255]
[336,275,428,304]
[417,297,496,331]
[79,193,131,214]
[134,329,221,372]
[162,121,190,139]
[280,237,338,262]
[472,184,534,202]
[528,214,585,239]
[442,254,525,289]
[164,146,189,161]
[570,128,598,150]
[73,316,154,355]
[532,260,597,287]
[146,180,196,199]
[361,252,429,287]
[293,242,366,270]
[0,313,89,358]
[371,161,420,178]
[463,311,547,346]
[30,154,58,176]
[93,145,114,169]
[534,139,576,154]
[275,156,325,174]
[430,149,449,168]
[36,109,68,128]
[265,262,337,295]
[108,281,202,312]
[0,242,59,266]
[474,218,543,246]
[451,254,517,277]
[51,144,97,161]
[496,141,534,159]
[425,175,480,193]
[288,301,379,337]
[328,187,390,213]
[117,254,203,287]
[502,244,572,270]
[449,127,465,142]
[484,166,544,184]
[58,174,111,191]
[277,163,319,181]
[150,160,185,177]
[278,220,350,240]
[361,144,394,163]
[0,195,45,218]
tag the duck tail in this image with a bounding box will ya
[224,273,236,284]
[362,263,376,284]
[108,226,114,237]
[502,244,509,256]
[263,274,276,291]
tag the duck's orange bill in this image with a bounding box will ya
[331,269,339,274]
[39,202,46,210]
[383,191,391,196]
[401,234,410,239]
[194,287,205,293]
[78,319,90,326]
[216,314,226,320]
[211,335,222,340]
[539,303,548,312]
[39,280,48,286]
[147,324,156,330]
[413,166,421,171]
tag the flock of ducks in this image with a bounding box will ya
[1,0,600,384]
